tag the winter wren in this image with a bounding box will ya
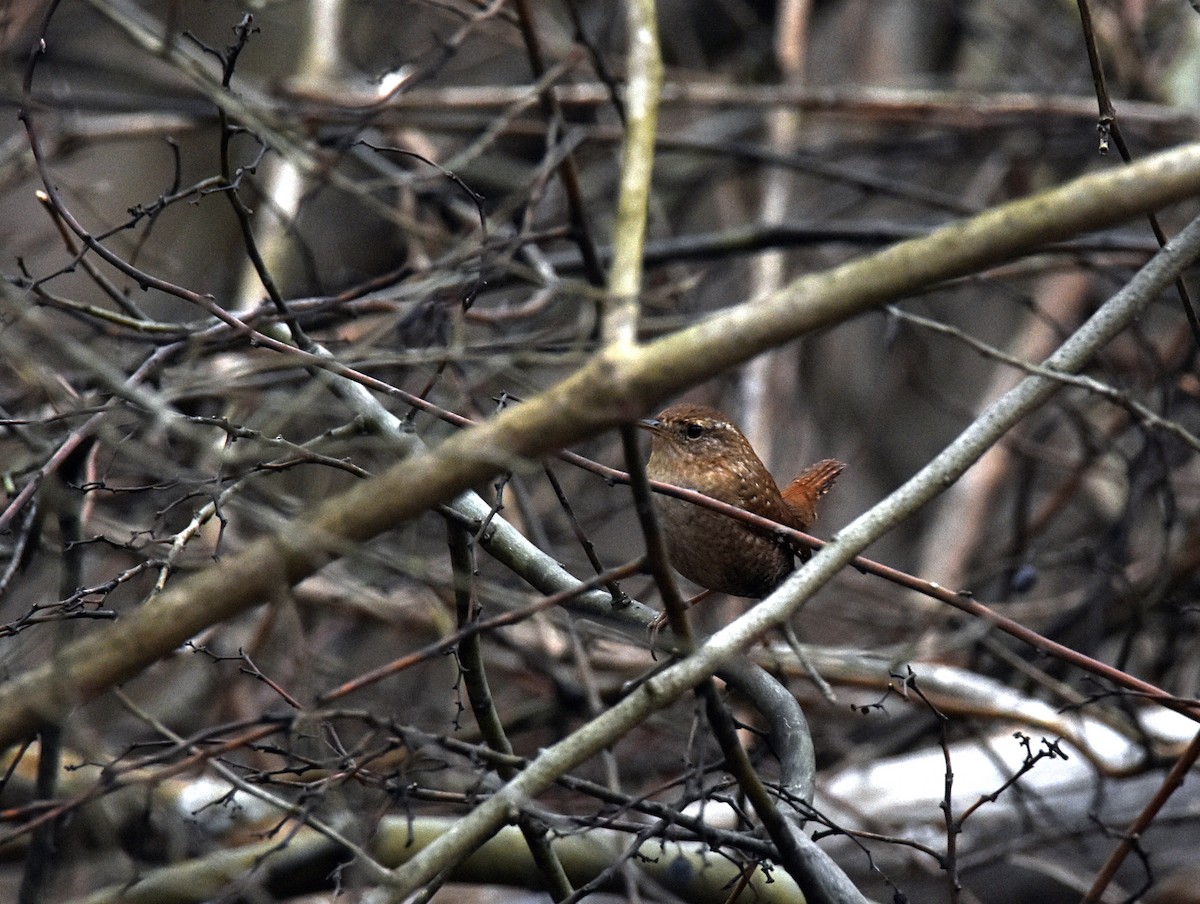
[640,404,844,600]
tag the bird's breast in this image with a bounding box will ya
[652,494,794,598]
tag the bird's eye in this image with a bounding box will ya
[684,423,704,439]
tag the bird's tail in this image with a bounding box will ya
[781,458,845,530]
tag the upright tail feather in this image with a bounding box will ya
[781,458,845,530]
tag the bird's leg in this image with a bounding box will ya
[649,588,716,634]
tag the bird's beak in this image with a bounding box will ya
[638,417,662,433]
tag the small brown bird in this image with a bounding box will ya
[640,404,844,604]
